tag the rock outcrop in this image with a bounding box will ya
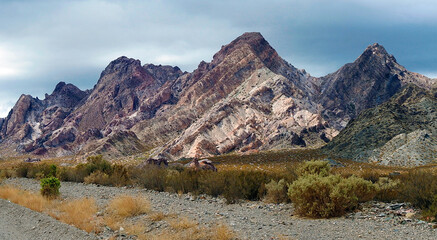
[369,129,437,166]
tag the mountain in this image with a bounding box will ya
[0,32,435,162]
[0,82,88,154]
[318,43,433,129]
[323,85,437,166]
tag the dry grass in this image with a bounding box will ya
[148,211,167,221]
[0,185,101,233]
[211,223,236,240]
[124,222,146,236]
[169,216,198,230]
[103,214,122,231]
[56,198,100,233]
[0,185,49,212]
[107,195,151,218]
[0,186,237,239]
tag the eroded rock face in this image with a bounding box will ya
[369,130,437,166]
[1,32,435,162]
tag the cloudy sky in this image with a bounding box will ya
[0,0,436,117]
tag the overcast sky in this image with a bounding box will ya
[0,0,436,117]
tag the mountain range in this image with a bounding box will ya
[0,32,435,164]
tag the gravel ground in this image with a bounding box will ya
[0,199,97,240]
[2,178,437,240]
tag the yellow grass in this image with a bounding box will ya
[0,185,101,233]
[211,223,236,240]
[0,185,49,212]
[56,198,100,233]
[168,216,197,230]
[124,222,146,236]
[107,195,151,218]
[0,186,238,239]
[148,211,167,221]
[103,214,122,231]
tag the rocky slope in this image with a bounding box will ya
[0,32,435,161]
[323,85,437,166]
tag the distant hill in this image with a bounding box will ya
[323,85,437,166]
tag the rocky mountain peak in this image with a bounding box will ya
[53,81,67,93]
[357,43,397,65]
[45,82,88,108]
[99,56,142,79]
[143,64,183,85]
[210,32,284,72]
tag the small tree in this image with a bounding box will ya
[40,176,60,199]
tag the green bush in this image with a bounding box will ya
[0,169,13,180]
[400,170,437,210]
[85,155,112,175]
[297,160,331,177]
[84,171,111,185]
[288,174,376,218]
[222,170,269,203]
[40,176,61,199]
[48,164,57,177]
[130,166,167,191]
[422,194,437,221]
[15,163,31,177]
[264,179,289,203]
[198,171,226,197]
[374,177,401,202]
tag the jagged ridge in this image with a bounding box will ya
[0,32,435,162]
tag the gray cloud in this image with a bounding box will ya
[0,0,436,116]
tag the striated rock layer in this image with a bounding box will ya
[0,32,435,162]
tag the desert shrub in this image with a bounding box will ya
[40,176,60,199]
[48,164,57,177]
[109,164,131,186]
[32,164,53,179]
[399,170,437,209]
[330,175,376,212]
[176,169,203,194]
[288,174,376,218]
[222,170,269,203]
[15,163,31,177]
[85,155,112,175]
[0,169,14,180]
[15,163,58,179]
[130,166,167,191]
[57,165,88,182]
[198,172,226,197]
[84,171,111,185]
[374,177,401,202]
[84,164,130,187]
[297,160,330,177]
[422,194,437,221]
[264,179,289,203]
[359,168,381,183]
[164,169,202,194]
